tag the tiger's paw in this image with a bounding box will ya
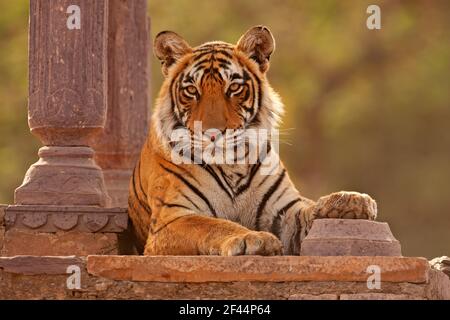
[313,191,377,220]
[218,231,283,256]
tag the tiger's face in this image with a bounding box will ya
[152,26,284,157]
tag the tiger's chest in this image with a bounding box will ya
[191,163,273,228]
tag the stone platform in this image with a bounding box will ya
[0,255,449,300]
[0,205,129,256]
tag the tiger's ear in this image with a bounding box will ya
[237,26,275,73]
[154,31,192,76]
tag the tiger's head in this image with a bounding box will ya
[152,26,284,158]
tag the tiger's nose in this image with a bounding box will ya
[203,129,224,143]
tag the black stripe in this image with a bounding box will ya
[192,57,211,69]
[131,164,152,214]
[255,169,286,230]
[160,159,200,184]
[163,203,191,210]
[200,164,234,200]
[245,69,259,123]
[181,192,201,210]
[216,57,231,65]
[170,72,184,125]
[231,72,243,80]
[271,198,301,237]
[256,164,279,187]
[217,166,235,194]
[151,213,197,235]
[271,214,282,237]
[241,85,251,102]
[235,162,261,195]
[156,197,192,211]
[218,63,230,70]
[194,44,233,52]
[136,160,149,200]
[274,186,289,203]
[279,198,302,214]
[193,49,233,61]
[127,197,146,254]
[160,163,217,217]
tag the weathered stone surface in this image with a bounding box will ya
[87,255,429,283]
[0,256,87,300]
[0,205,5,225]
[0,256,84,275]
[340,293,423,300]
[289,294,338,300]
[0,255,442,300]
[430,256,450,277]
[5,205,127,233]
[426,269,450,300]
[92,0,150,207]
[0,205,5,252]
[15,147,111,207]
[101,170,133,208]
[15,1,110,207]
[0,227,4,253]
[1,230,118,256]
[300,219,401,256]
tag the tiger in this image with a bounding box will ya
[128,25,377,256]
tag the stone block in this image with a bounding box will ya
[0,204,5,225]
[0,226,4,253]
[300,219,401,256]
[426,269,450,300]
[2,229,118,256]
[0,206,5,253]
[340,293,423,300]
[289,294,338,300]
[430,256,450,277]
[87,255,429,283]
[0,255,84,275]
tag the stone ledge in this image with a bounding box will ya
[0,255,447,299]
[340,293,424,300]
[1,230,119,256]
[0,205,6,226]
[5,205,128,233]
[0,255,84,275]
[86,255,429,283]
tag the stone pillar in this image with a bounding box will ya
[15,0,110,207]
[91,0,150,207]
[2,0,131,256]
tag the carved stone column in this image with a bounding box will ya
[2,0,131,256]
[15,0,110,207]
[91,0,150,207]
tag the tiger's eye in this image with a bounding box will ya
[185,85,198,95]
[229,83,240,92]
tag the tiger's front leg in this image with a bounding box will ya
[145,208,282,256]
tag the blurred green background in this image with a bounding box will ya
[0,0,448,258]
